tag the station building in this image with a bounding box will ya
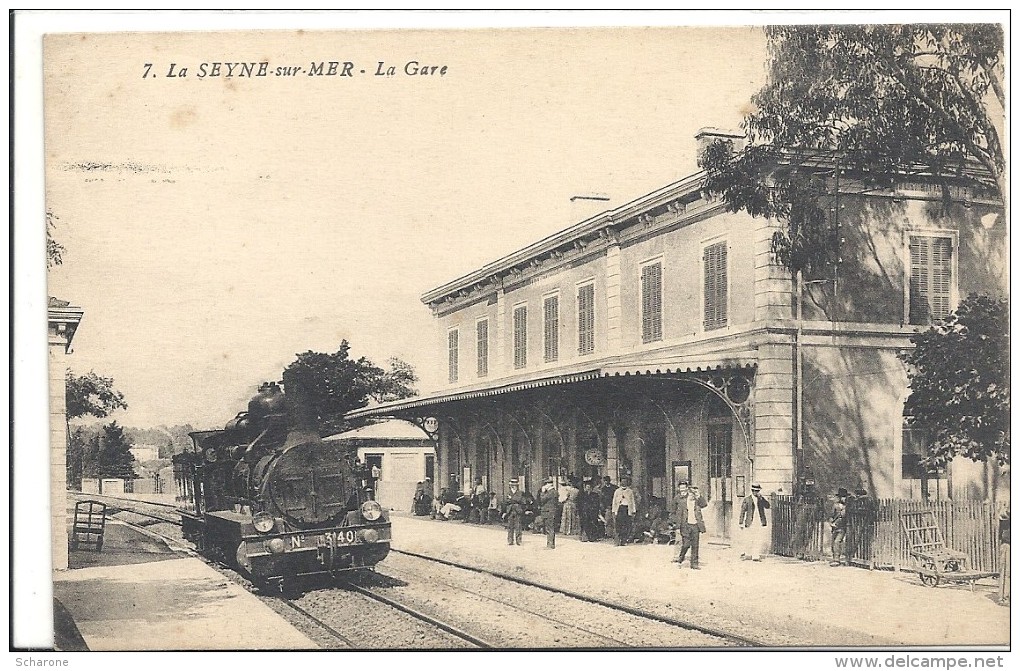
[349,130,1008,539]
[324,419,435,513]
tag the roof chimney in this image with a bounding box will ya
[695,127,746,162]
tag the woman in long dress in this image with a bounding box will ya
[560,478,580,535]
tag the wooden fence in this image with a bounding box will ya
[770,496,1001,572]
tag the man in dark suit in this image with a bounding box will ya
[503,478,529,546]
[671,482,708,569]
[538,476,560,549]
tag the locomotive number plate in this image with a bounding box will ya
[287,529,358,550]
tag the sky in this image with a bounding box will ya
[41,20,770,430]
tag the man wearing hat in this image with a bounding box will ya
[671,482,708,567]
[538,476,561,548]
[502,478,527,546]
[829,487,850,566]
[612,477,640,546]
[739,483,771,561]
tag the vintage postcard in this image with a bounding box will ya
[13,10,1010,663]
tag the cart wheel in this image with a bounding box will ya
[919,560,940,587]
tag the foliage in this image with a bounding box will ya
[47,210,66,268]
[66,370,128,420]
[71,422,138,482]
[700,24,1004,275]
[124,424,195,457]
[66,426,88,489]
[900,294,1009,467]
[95,422,138,479]
[283,340,418,436]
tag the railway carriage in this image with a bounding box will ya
[173,372,391,590]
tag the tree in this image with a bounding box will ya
[900,294,1009,467]
[700,24,1005,275]
[95,421,138,480]
[369,357,420,403]
[283,341,418,436]
[47,210,66,268]
[66,370,128,420]
[66,426,88,489]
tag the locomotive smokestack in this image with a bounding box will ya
[281,368,322,449]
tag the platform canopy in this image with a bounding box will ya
[346,350,757,421]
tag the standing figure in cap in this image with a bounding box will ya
[611,477,640,545]
[538,476,561,548]
[578,479,601,541]
[502,478,527,546]
[739,483,771,561]
[829,487,850,566]
[671,482,707,568]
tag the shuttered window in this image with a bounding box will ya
[908,235,953,325]
[476,319,488,378]
[543,295,559,363]
[703,241,728,330]
[641,261,663,343]
[513,305,528,369]
[577,283,595,355]
[447,329,459,383]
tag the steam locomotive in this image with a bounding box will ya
[173,371,390,590]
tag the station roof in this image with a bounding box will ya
[323,419,431,443]
[346,350,756,420]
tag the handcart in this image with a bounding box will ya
[70,500,108,552]
[900,510,997,589]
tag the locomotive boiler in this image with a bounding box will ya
[174,370,390,590]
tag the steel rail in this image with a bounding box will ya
[277,599,358,649]
[344,583,493,648]
[70,491,180,509]
[377,563,630,647]
[391,548,765,648]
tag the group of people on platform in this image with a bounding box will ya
[411,473,775,566]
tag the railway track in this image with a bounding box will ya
[74,494,763,648]
[387,548,765,647]
[356,550,760,648]
[69,493,479,648]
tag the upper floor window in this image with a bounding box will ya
[447,329,459,383]
[513,304,528,369]
[907,234,954,325]
[640,260,663,343]
[543,295,559,363]
[476,319,489,378]
[703,240,728,331]
[577,282,595,355]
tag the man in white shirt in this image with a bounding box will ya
[671,482,708,569]
[611,477,639,546]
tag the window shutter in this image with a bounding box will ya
[447,330,459,383]
[543,296,559,363]
[909,235,953,325]
[930,237,952,319]
[577,284,595,355]
[641,262,663,343]
[703,241,728,330]
[476,320,488,377]
[513,306,528,369]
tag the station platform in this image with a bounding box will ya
[390,514,1010,648]
[51,497,1008,650]
[53,501,316,651]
